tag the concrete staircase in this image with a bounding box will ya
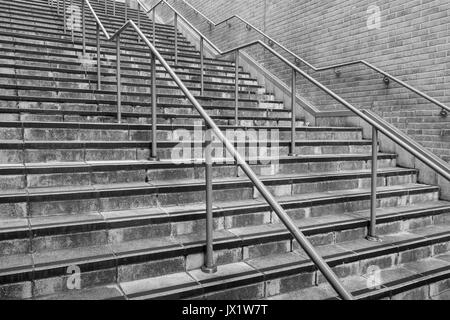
[0,0,449,300]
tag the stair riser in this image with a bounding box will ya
[21,188,441,256]
[1,68,259,88]
[0,60,252,81]
[2,113,293,127]
[0,156,393,190]
[0,127,361,142]
[0,17,186,43]
[0,164,407,195]
[268,245,450,300]
[0,182,435,221]
[0,39,233,69]
[1,49,243,74]
[0,43,233,71]
[0,144,373,164]
[3,81,272,102]
[0,40,233,69]
[2,91,275,110]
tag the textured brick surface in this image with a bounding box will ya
[158,0,450,159]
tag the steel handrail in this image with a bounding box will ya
[364,110,450,181]
[50,0,354,300]
[158,0,450,116]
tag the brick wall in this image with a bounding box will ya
[144,0,450,160]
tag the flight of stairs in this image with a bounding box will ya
[0,0,449,300]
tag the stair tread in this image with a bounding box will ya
[0,120,360,131]
[0,253,34,274]
[31,244,115,269]
[35,284,125,300]
[2,199,445,239]
[0,153,395,172]
[0,139,371,145]
[0,168,419,197]
[118,226,450,300]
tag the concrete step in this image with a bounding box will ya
[0,0,179,35]
[0,152,395,190]
[0,34,234,70]
[0,106,298,128]
[0,76,273,104]
[0,72,270,103]
[4,0,176,31]
[0,103,291,125]
[0,61,258,88]
[0,9,193,55]
[0,31,232,69]
[0,180,438,222]
[0,84,283,110]
[0,8,191,41]
[0,47,251,80]
[0,70,263,96]
[2,0,449,302]
[0,20,199,56]
[8,219,449,299]
[0,163,415,200]
[0,139,375,164]
[0,174,431,258]
[268,249,450,300]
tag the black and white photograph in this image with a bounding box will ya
[0,0,449,306]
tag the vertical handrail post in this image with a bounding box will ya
[200,36,204,96]
[202,125,217,274]
[63,0,66,33]
[96,24,101,90]
[367,127,381,242]
[82,0,86,56]
[104,0,107,14]
[152,9,156,45]
[124,0,128,22]
[235,50,239,125]
[70,0,74,42]
[113,0,115,15]
[289,68,297,156]
[137,2,141,42]
[174,12,178,65]
[116,36,122,123]
[151,53,158,159]
[57,0,60,14]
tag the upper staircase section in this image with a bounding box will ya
[0,0,289,125]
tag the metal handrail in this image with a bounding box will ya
[49,0,354,300]
[364,110,450,181]
[162,0,450,116]
[139,0,450,244]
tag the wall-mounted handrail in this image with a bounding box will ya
[159,0,450,116]
[363,110,450,181]
[49,0,354,300]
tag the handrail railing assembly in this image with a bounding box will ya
[173,0,450,119]
[48,0,354,300]
[137,1,450,242]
